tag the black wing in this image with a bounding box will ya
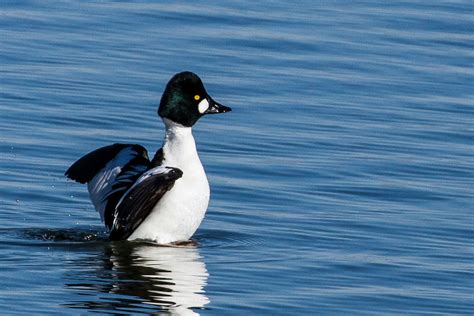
[65,143,151,228]
[65,143,147,183]
[109,166,183,240]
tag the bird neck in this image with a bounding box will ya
[161,118,200,170]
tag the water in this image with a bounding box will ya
[0,1,473,315]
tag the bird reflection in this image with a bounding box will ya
[64,241,209,315]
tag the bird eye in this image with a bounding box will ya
[194,95,201,101]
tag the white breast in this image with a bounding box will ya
[128,119,210,244]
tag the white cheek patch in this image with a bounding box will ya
[198,99,209,114]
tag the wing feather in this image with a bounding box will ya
[109,166,183,240]
[65,143,150,227]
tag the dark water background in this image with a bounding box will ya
[1,1,473,315]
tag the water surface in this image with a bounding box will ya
[1,1,473,315]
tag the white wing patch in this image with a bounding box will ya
[198,99,209,114]
[86,147,139,222]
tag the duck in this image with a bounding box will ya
[65,71,231,244]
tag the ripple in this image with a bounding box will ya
[22,227,109,242]
[195,229,265,249]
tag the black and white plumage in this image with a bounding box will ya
[65,72,231,243]
[66,143,182,240]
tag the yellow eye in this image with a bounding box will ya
[194,95,201,101]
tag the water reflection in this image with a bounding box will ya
[64,242,209,315]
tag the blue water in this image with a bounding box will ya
[1,1,473,315]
